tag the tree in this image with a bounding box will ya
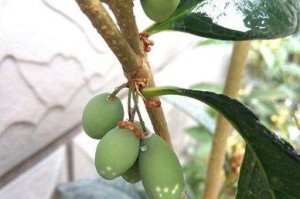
[75,0,300,198]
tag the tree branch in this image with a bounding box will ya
[76,0,139,73]
[203,41,251,199]
[106,0,144,56]
[75,0,172,146]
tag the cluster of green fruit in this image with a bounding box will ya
[82,93,185,199]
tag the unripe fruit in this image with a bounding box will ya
[82,93,124,139]
[121,121,145,183]
[139,134,185,199]
[140,0,180,22]
[122,161,141,183]
[95,127,140,180]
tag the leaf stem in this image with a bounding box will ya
[203,41,250,199]
[142,86,180,97]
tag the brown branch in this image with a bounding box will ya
[75,0,172,146]
[75,0,139,73]
[131,58,173,146]
[144,73,172,145]
[203,41,251,199]
[106,0,145,56]
[105,0,171,145]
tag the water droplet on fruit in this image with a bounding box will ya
[140,145,147,152]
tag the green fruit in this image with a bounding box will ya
[139,134,185,199]
[95,127,140,180]
[122,160,141,183]
[82,93,124,139]
[140,0,180,22]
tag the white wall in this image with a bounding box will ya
[0,0,231,198]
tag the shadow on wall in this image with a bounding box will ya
[0,0,230,199]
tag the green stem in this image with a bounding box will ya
[128,86,133,121]
[110,82,129,98]
[133,91,149,135]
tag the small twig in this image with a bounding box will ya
[109,82,129,98]
[131,86,139,120]
[132,89,149,136]
[128,86,133,121]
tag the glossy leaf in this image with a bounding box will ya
[145,0,300,40]
[237,147,277,199]
[57,176,149,199]
[142,86,300,198]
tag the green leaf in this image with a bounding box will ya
[282,35,300,53]
[247,100,277,119]
[245,86,291,101]
[283,63,300,78]
[185,126,212,159]
[236,145,300,199]
[185,126,213,140]
[142,86,300,198]
[57,176,149,199]
[145,0,300,40]
[237,147,274,198]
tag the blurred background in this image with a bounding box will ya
[0,0,299,199]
